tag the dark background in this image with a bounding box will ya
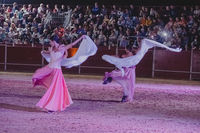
[1,0,200,6]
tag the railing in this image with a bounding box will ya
[0,43,200,80]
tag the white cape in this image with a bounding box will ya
[102,38,182,76]
[42,35,97,68]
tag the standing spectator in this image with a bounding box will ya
[11,13,18,25]
[150,8,158,18]
[53,4,59,13]
[38,3,45,14]
[45,4,51,14]
[85,5,91,17]
[170,5,177,18]
[60,4,66,12]
[27,4,32,13]
[129,5,135,17]
[162,6,171,23]
[92,2,100,15]
[11,2,19,16]
[101,5,107,16]
[194,6,200,17]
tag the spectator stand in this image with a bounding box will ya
[0,2,200,80]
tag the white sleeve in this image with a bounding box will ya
[41,35,97,68]
[102,38,182,76]
[41,51,51,63]
[61,35,98,68]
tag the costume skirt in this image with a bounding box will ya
[32,65,73,111]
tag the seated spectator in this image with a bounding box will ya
[0,27,6,42]
[119,35,129,47]
[21,29,31,44]
[51,28,60,43]
[146,16,152,27]
[96,30,106,46]
[0,2,199,50]
[32,27,40,44]
[191,35,200,50]
[108,31,117,46]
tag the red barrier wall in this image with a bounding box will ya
[0,44,200,80]
[0,46,5,70]
[192,51,200,80]
[154,50,191,79]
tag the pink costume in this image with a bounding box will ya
[32,45,73,111]
[104,66,136,102]
[32,35,97,111]
[102,39,182,102]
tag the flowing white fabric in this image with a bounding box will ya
[42,35,97,68]
[102,38,182,76]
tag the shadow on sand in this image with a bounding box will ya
[0,103,44,113]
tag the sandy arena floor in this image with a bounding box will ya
[0,72,200,133]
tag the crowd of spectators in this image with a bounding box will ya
[0,2,200,50]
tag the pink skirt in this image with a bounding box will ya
[104,66,136,101]
[32,65,73,111]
